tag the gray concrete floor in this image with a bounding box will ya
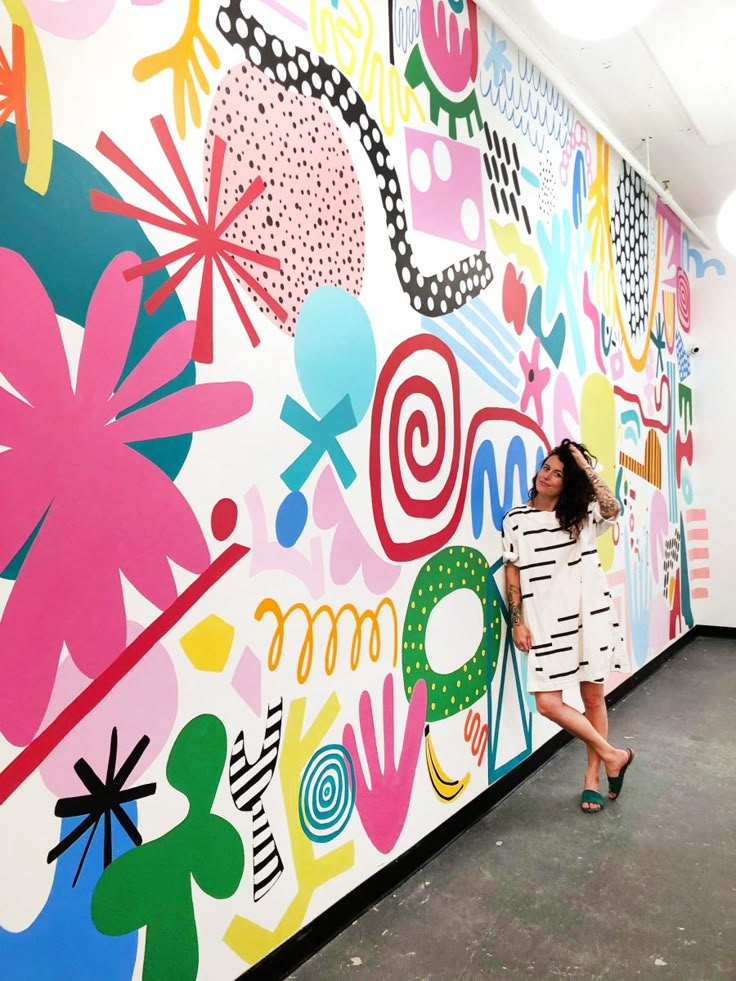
[290,636,736,981]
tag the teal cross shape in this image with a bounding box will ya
[280,394,357,491]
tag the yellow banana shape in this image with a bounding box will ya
[424,724,470,803]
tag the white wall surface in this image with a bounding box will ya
[689,215,736,627]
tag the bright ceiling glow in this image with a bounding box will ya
[533,0,664,41]
[717,190,736,255]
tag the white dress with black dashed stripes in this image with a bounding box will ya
[501,502,627,692]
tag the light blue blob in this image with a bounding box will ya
[294,287,376,424]
[0,805,138,981]
[682,471,694,506]
[276,492,309,547]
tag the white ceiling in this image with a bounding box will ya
[483,0,736,222]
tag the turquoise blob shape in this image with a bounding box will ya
[294,286,376,424]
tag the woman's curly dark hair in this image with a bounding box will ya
[529,438,596,538]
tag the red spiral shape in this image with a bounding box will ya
[370,334,550,561]
[676,267,691,332]
[390,364,461,519]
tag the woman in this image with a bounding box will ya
[502,439,634,813]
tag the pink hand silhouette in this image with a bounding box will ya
[343,674,427,854]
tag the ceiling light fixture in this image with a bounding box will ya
[533,0,663,41]
[716,190,736,255]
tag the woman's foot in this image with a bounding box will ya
[581,766,603,811]
[580,789,605,813]
[605,748,635,799]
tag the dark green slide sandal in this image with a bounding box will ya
[608,749,635,800]
[580,789,605,813]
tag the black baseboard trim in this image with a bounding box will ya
[694,623,736,639]
[235,623,723,980]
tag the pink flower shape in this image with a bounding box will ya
[420,0,479,93]
[519,339,550,425]
[0,249,253,746]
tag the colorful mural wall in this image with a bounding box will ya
[0,1,708,977]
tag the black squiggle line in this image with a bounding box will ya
[216,2,493,317]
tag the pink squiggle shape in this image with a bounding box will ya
[582,272,607,374]
[552,372,579,446]
[244,487,325,600]
[313,469,400,595]
[559,120,593,186]
[649,490,668,585]
[343,674,427,855]
[657,198,683,288]
[25,0,116,39]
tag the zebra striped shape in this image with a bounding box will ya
[230,699,284,901]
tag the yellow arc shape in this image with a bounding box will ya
[2,0,52,194]
[598,138,662,373]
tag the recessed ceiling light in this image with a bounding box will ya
[717,190,736,255]
[533,0,663,41]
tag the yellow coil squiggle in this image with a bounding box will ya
[256,596,398,684]
[310,0,425,136]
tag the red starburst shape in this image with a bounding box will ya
[91,114,286,363]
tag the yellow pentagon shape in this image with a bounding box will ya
[180,614,235,672]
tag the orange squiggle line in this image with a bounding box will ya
[256,596,399,684]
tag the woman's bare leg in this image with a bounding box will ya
[579,682,608,810]
[534,690,630,791]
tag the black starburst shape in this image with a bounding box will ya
[47,728,157,887]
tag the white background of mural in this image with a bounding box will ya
[0,1,710,978]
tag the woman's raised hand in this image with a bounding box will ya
[569,443,590,471]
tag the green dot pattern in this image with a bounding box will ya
[402,545,501,721]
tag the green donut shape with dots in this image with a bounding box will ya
[402,545,502,721]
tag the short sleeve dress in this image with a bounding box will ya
[501,502,627,692]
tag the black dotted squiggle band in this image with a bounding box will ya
[215,2,493,316]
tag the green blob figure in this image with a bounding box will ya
[92,715,244,981]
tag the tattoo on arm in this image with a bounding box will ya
[583,465,620,518]
[507,582,523,626]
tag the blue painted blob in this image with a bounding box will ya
[0,805,138,980]
[572,148,587,229]
[276,492,309,547]
[294,286,376,424]
[470,438,546,538]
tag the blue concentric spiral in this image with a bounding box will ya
[298,744,356,843]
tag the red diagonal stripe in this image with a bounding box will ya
[0,543,249,806]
